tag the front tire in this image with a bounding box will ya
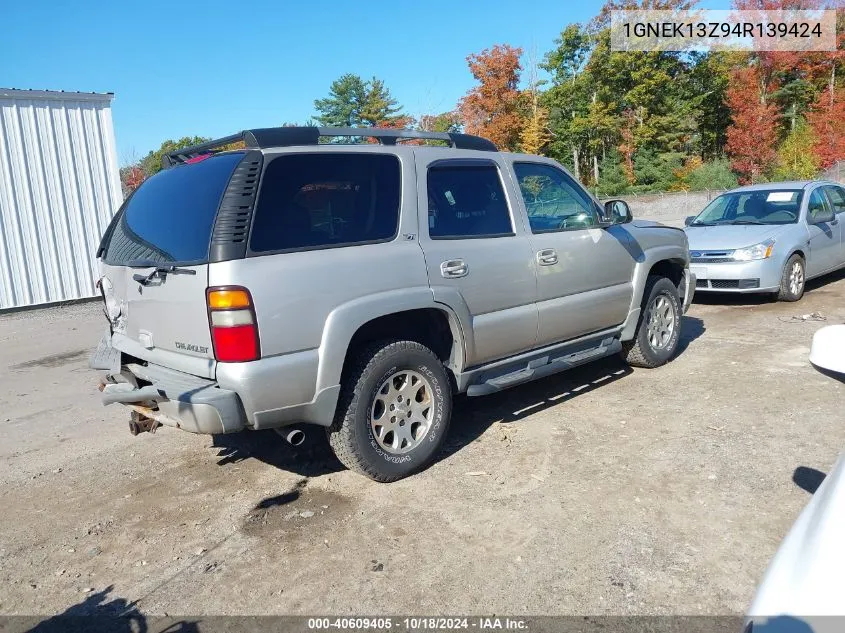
[327,340,452,482]
[777,254,805,302]
[622,275,682,368]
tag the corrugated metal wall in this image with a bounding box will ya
[0,89,122,309]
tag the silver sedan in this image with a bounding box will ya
[684,181,845,301]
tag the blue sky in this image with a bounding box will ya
[3,0,725,162]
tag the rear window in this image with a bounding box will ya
[103,152,243,265]
[249,153,401,253]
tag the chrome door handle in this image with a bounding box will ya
[440,259,468,278]
[536,249,558,266]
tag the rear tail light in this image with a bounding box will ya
[206,286,260,362]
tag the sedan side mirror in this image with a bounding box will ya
[684,215,696,226]
[604,199,633,225]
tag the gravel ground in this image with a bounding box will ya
[0,272,843,617]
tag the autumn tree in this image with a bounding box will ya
[314,74,404,127]
[521,105,550,155]
[373,115,416,129]
[725,66,779,182]
[140,136,211,178]
[119,166,146,196]
[589,0,697,31]
[807,87,845,168]
[416,112,462,146]
[459,44,524,151]
[418,112,461,134]
[520,49,551,155]
[773,121,820,180]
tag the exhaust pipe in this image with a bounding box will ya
[275,427,306,447]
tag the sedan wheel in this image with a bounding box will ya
[789,261,804,297]
[777,254,805,302]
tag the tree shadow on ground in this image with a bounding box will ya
[23,584,200,633]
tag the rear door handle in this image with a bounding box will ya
[440,259,468,278]
[536,249,558,266]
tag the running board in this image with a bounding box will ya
[466,337,622,397]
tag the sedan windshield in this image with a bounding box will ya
[691,190,803,226]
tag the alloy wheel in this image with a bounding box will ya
[370,370,434,454]
[646,294,676,350]
[789,261,804,296]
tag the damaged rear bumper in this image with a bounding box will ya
[92,335,247,434]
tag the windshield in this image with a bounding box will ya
[691,190,803,226]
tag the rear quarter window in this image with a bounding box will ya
[249,153,401,253]
[103,153,243,265]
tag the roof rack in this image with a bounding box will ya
[162,127,497,168]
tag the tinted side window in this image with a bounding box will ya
[427,164,512,239]
[513,163,598,232]
[103,152,244,265]
[824,186,845,214]
[250,154,400,253]
[808,189,831,222]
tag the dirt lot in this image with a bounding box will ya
[1,273,844,618]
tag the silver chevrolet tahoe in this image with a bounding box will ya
[91,127,694,482]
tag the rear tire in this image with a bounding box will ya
[327,340,452,482]
[777,254,805,302]
[622,275,682,369]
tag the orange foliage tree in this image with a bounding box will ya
[807,87,845,169]
[458,44,524,151]
[725,66,780,183]
[120,166,146,194]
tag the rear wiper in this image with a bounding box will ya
[132,265,197,286]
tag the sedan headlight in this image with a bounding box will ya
[732,239,775,261]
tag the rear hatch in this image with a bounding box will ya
[98,152,247,379]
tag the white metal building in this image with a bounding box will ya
[0,89,122,309]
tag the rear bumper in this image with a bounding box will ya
[90,333,340,433]
[99,362,247,434]
[92,333,248,434]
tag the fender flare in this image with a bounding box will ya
[621,244,689,340]
[314,287,471,392]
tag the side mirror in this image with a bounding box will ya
[810,208,835,224]
[684,215,696,226]
[604,199,633,225]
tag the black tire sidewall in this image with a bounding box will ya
[637,278,682,365]
[351,346,451,478]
